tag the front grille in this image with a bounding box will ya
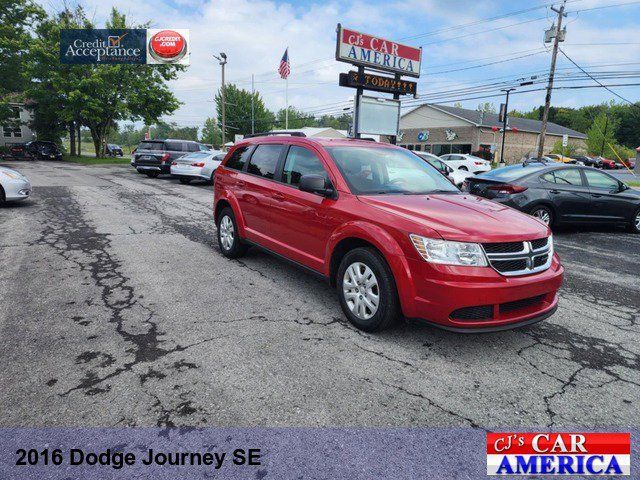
[531,238,548,250]
[482,237,552,277]
[451,305,493,321]
[482,241,524,254]
[533,254,548,267]
[491,259,528,273]
[500,295,545,314]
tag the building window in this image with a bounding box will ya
[407,145,414,151]
[3,127,12,137]
[13,127,22,137]
[414,144,422,151]
[431,144,472,156]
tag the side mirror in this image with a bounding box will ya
[299,174,334,197]
[618,183,629,192]
[446,165,453,174]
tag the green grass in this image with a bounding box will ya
[627,181,640,187]
[63,155,131,165]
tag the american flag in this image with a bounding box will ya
[278,48,290,79]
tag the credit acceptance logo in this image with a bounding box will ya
[487,432,630,476]
[147,29,189,65]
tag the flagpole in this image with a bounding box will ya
[285,76,288,129]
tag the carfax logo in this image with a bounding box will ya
[487,432,630,476]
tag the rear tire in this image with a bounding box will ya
[336,248,399,332]
[459,166,468,171]
[530,205,554,227]
[179,178,192,184]
[217,207,248,258]
[145,171,160,178]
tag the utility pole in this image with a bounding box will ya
[499,88,515,165]
[251,74,255,134]
[537,0,567,158]
[214,52,228,148]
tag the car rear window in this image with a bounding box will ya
[165,141,185,151]
[477,165,542,182]
[247,145,284,179]
[138,141,164,151]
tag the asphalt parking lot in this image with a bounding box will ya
[1,161,639,429]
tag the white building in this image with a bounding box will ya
[1,103,36,147]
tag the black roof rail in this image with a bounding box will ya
[244,131,307,139]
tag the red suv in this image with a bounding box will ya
[214,135,564,332]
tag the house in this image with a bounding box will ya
[393,104,587,163]
[1,102,36,147]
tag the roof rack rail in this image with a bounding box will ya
[244,131,307,138]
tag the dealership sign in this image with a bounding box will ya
[60,29,189,65]
[339,71,417,95]
[336,24,421,77]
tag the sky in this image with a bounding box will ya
[39,0,640,131]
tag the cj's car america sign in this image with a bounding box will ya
[487,432,630,476]
[60,29,189,65]
[335,24,421,77]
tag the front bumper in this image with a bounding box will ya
[3,179,32,201]
[170,165,208,180]
[399,254,564,332]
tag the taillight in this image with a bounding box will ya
[161,153,170,163]
[474,161,484,165]
[487,184,528,195]
[191,162,205,167]
[171,161,177,166]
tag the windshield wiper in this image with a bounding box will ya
[402,189,459,195]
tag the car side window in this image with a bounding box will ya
[247,144,284,179]
[225,146,252,171]
[199,144,209,152]
[187,143,199,152]
[282,146,328,186]
[584,170,619,190]
[165,141,182,152]
[550,169,583,186]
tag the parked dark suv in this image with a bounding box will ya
[132,139,209,177]
[25,141,63,161]
[214,134,563,333]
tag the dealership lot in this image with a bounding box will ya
[1,161,638,429]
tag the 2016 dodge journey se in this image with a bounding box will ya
[213,135,564,332]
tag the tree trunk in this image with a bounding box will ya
[76,123,81,156]
[69,122,76,157]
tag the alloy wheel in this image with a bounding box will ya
[533,208,551,225]
[342,262,379,320]
[635,211,640,230]
[219,215,234,251]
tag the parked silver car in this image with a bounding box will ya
[170,151,226,184]
[0,166,31,203]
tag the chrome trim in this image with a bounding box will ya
[482,238,552,277]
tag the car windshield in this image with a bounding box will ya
[477,164,543,182]
[326,146,459,195]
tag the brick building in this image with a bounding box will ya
[393,104,586,163]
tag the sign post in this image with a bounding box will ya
[336,24,421,142]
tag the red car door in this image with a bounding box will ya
[237,144,287,246]
[268,145,340,272]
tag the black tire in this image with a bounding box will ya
[459,166,468,171]
[179,178,192,184]
[530,205,554,227]
[210,173,215,185]
[217,207,248,258]
[336,247,399,332]
[629,208,640,234]
[0,185,5,204]
[145,171,160,178]
[136,168,144,174]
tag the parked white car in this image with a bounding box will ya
[0,166,31,203]
[440,154,491,174]
[414,152,470,187]
[170,151,226,184]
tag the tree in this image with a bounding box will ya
[551,139,579,157]
[0,0,44,123]
[275,107,315,129]
[586,113,619,157]
[151,121,198,141]
[477,102,496,114]
[200,117,222,146]
[215,84,274,137]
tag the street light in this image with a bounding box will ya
[213,52,228,148]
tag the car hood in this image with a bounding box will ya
[358,193,549,243]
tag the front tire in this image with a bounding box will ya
[530,205,554,227]
[217,207,248,258]
[336,248,399,332]
[459,166,469,171]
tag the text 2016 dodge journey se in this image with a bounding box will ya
[213,135,564,332]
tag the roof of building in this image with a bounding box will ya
[405,104,587,139]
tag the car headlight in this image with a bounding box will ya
[409,234,488,267]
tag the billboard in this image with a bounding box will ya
[336,24,422,78]
[60,29,189,65]
[357,95,400,136]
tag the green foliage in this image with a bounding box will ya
[215,84,274,137]
[477,102,496,114]
[200,117,222,146]
[550,139,579,157]
[586,113,619,157]
[0,0,45,122]
[151,121,198,141]
[275,107,315,129]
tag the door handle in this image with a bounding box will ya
[272,192,285,201]
[591,194,602,198]
[550,189,560,194]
